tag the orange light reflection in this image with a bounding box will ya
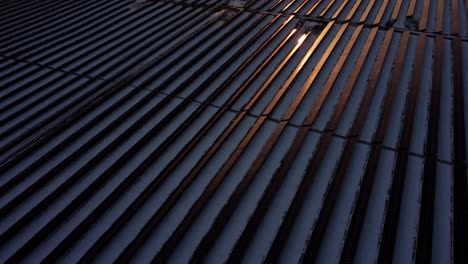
[295,33,308,48]
[287,28,297,38]
[282,1,295,11]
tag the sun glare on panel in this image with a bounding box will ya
[296,33,307,48]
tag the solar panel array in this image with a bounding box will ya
[1,0,467,263]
